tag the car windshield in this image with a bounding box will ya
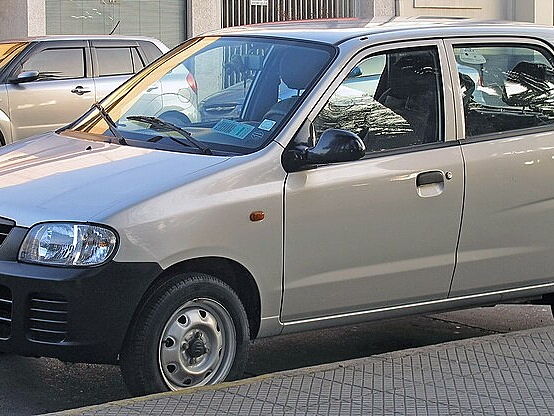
[63,36,334,155]
[0,42,27,68]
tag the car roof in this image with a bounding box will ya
[0,35,163,44]
[206,16,554,45]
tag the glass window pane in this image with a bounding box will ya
[454,45,554,138]
[97,47,134,77]
[23,48,85,80]
[314,47,443,154]
[46,0,186,48]
[132,48,145,72]
[68,37,333,155]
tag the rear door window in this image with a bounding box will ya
[454,44,554,137]
[131,48,145,72]
[96,47,134,77]
[22,48,85,80]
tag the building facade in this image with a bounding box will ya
[3,0,554,47]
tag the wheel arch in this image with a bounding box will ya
[132,256,262,341]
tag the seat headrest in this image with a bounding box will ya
[386,52,437,99]
[508,61,548,83]
[279,48,329,90]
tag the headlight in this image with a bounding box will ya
[19,223,118,267]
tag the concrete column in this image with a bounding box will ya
[355,0,397,19]
[513,0,553,25]
[373,0,397,16]
[0,0,46,40]
[189,0,222,37]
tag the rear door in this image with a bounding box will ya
[91,40,147,102]
[6,40,94,140]
[282,40,465,324]
[446,38,554,297]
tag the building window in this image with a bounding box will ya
[46,0,187,48]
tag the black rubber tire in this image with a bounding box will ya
[120,272,250,396]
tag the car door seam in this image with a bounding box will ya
[447,140,467,297]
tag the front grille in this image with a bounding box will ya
[27,294,68,343]
[0,285,12,339]
[0,220,14,247]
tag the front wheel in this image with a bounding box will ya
[120,273,250,395]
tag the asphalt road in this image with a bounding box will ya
[1,304,553,415]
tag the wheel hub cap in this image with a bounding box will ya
[186,333,207,358]
[158,298,236,390]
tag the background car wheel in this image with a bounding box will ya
[158,110,191,128]
[120,272,250,396]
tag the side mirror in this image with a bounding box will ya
[284,128,365,171]
[10,70,40,84]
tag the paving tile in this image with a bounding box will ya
[62,326,554,416]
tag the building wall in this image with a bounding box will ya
[396,0,513,20]
[2,0,554,44]
[44,0,188,48]
[391,0,554,25]
[0,0,45,40]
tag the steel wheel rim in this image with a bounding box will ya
[158,298,236,390]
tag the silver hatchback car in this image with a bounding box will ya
[0,35,176,144]
[1,18,554,395]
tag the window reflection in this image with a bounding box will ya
[455,45,554,137]
[314,47,443,154]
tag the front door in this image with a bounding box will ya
[7,42,94,141]
[282,41,465,323]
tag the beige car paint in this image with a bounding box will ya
[444,37,554,297]
[3,20,554,341]
[282,39,464,322]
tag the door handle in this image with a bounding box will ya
[71,86,91,96]
[416,171,445,187]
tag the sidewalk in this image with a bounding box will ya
[55,326,554,415]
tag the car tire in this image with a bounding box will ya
[120,272,250,396]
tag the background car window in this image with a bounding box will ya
[131,48,145,72]
[454,45,554,137]
[314,47,443,154]
[22,48,85,80]
[97,47,134,77]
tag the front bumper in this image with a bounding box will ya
[0,226,162,364]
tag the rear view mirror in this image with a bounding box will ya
[10,70,39,84]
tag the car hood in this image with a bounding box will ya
[0,133,230,227]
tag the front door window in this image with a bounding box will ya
[314,46,443,154]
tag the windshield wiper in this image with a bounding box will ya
[92,102,127,145]
[126,115,212,155]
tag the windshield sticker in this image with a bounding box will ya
[259,119,276,131]
[213,119,255,140]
